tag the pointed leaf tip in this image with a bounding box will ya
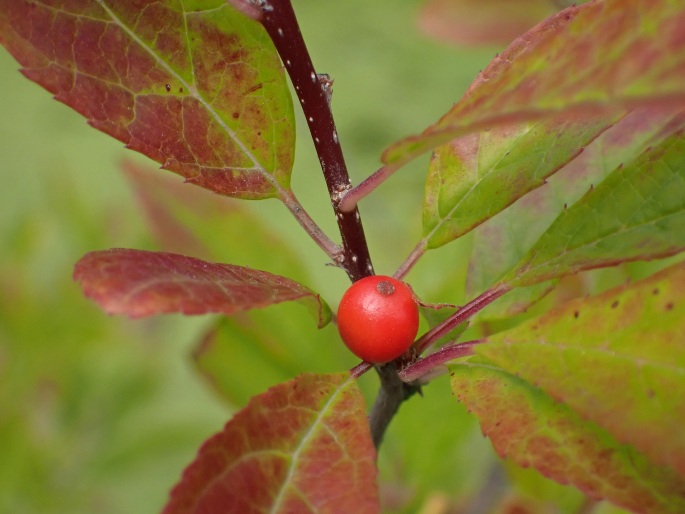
[73,249,331,327]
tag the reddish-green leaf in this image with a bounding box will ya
[0,0,294,199]
[423,115,614,249]
[418,0,555,47]
[501,130,685,288]
[73,249,331,327]
[466,108,683,321]
[162,373,380,514]
[384,0,685,167]
[450,362,685,513]
[122,160,309,283]
[479,261,685,478]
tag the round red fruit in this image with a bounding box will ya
[337,275,419,363]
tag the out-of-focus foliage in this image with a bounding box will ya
[0,1,492,512]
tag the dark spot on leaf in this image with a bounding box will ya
[611,300,619,309]
[179,87,184,93]
[647,389,655,398]
[574,310,579,319]
[653,288,660,295]
[232,112,239,119]
[165,84,171,92]
[246,83,264,94]
[666,302,674,311]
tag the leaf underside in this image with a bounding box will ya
[73,249,331,327]
[162,373,380,514]
[0,0,295,199]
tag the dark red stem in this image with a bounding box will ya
[398,340,484,382]
[257,0,373,282]
[349,361,373,378]
[414,285,510,354]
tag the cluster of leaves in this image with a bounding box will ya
[2,0,685,512]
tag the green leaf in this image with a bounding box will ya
[423,116,614,249]
[384,0,685,167]
[479,261,685,478]
[192,303,354,408]
[450,361,685,513]
[502,130,685,288]
[0,0,295,199]
[466,108,683,321]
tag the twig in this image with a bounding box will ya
[280,188,342,262]
[349,361,373,378]
[338,163,399,213]
[414,285,510,354]
[398,340,484,382]
[368,363,421,449]
[393,239,427,280]
[255,0,374,281]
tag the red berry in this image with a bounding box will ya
[337,275,420,364]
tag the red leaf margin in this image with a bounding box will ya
[162,373,380,514]
[384,0,685,167]
[73,249,331,328]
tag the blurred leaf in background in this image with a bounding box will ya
[0,0,500,512]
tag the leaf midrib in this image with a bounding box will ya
[95,0,280,188]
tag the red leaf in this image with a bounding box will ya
[73,249,331,327]
[162,373,380,514]
[121,160,310,283]
[0,0,295,199]
[385,0,685,166]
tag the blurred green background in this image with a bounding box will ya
[0,1,603,513]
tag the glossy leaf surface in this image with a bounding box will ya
[163,373,380,514]
[0,0,294,199]
[74,249,331,327]
[384,0,685,166]
[479,262,685,477]
[502,130,685,288]
[450,362,685,513]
